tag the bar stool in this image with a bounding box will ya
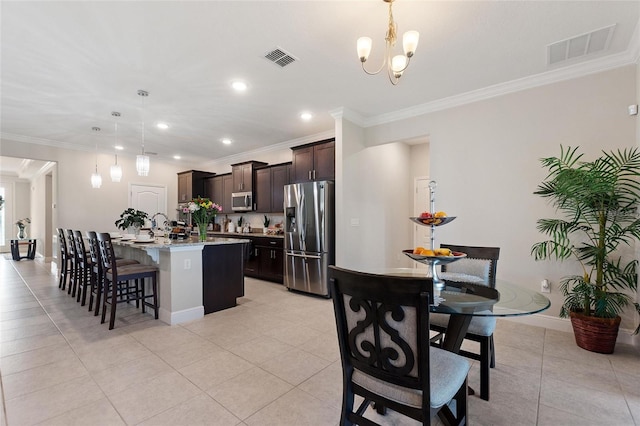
[97,233,159,330]
[86,231,138,316]
[66,229,79,297]
[56,228,71,290]
[72,230,93,306]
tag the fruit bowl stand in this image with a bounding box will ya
[404,181,465,298]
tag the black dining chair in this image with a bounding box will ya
[329,266,470,426]
[96,233,159,330]
[430,244,500,401]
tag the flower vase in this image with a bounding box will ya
[17,225,26,240]
[197,224,207,242]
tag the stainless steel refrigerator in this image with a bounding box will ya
[284,181,334,297]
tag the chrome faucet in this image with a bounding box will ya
[151,213,170,230]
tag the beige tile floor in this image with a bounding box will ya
[1,256,639,425]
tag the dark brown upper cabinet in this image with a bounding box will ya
[205,173,234,214]
[231,161,267,193]
[177,170,215,203]
[255,162,291,213]
[291,138,335,183]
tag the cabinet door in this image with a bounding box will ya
[291,146,314,183]
[313,141,335,181]
[178,173,191,202]
[232,165,243,192]
[242,164,253,192]
[258,246,284,283]
[245,245,261,277]
[210,176,224,209]
[254,168,271,213]
[270,164,289,214]
[222,174,234,214]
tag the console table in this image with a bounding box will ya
[10,239,36,261]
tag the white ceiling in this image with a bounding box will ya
[0,156,54,180]
[1,1,639,167]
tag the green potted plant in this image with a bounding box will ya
[115,208,149,234]
[531,146,640,353]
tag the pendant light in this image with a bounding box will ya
[110,111,123,182]
[136,90,150,176]
[90,126,102,189]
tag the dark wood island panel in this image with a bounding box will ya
[202,242,247,314]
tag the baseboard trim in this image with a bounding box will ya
[502,313,638,347]
[159,306,204,325]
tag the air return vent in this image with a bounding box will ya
[264,47,297,67]
[547,24,616,65]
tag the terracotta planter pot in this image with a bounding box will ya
[569,311,621,354]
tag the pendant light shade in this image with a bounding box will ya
[110,161,122,182]
[110,112,123,182]
[91,172,103,188]
[137,90,150,176]
[90,126,102,189]
[136,154,150,176]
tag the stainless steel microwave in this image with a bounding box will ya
[231,191,253,211]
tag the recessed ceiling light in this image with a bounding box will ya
[157,122,170,130]
[231,81,248,92]
[221,138,232,145]
[173,155,181,160]
[300,112,313,121]
[115,145,124,150]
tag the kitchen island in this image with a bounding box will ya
[113,237,249,325]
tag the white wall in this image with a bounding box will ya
[335,115,414,270]
[340,65,638,335]
[0,139,183,235]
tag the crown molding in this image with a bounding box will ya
[329,107,367,127]
[363,48,639,128]
[199,129,335,169]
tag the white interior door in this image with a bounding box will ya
[413,177,431,269]
[130,184,167,227]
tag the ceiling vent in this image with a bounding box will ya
[547,24,616,65]
[264,47,297,68]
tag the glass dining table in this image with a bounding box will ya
[364,268,551,353]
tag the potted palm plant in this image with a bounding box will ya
[531,146,640,353]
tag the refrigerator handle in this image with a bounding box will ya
[286,252,321,260]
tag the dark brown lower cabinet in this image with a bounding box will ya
[202,243,246,314]
[244,236,284,284]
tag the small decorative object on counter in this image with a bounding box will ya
[187,196,222,242]
[263,215,270,234]
[15,217,30,240]
[237,216,243,228]
[115,208,149,235]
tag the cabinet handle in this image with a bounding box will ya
[313,170,316,180]
[308,170,312,180]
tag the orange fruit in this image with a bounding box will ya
[420,249,435,256]
[413,247,424,254]
[434,211,447,218]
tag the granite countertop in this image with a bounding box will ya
[113,236,250,249]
